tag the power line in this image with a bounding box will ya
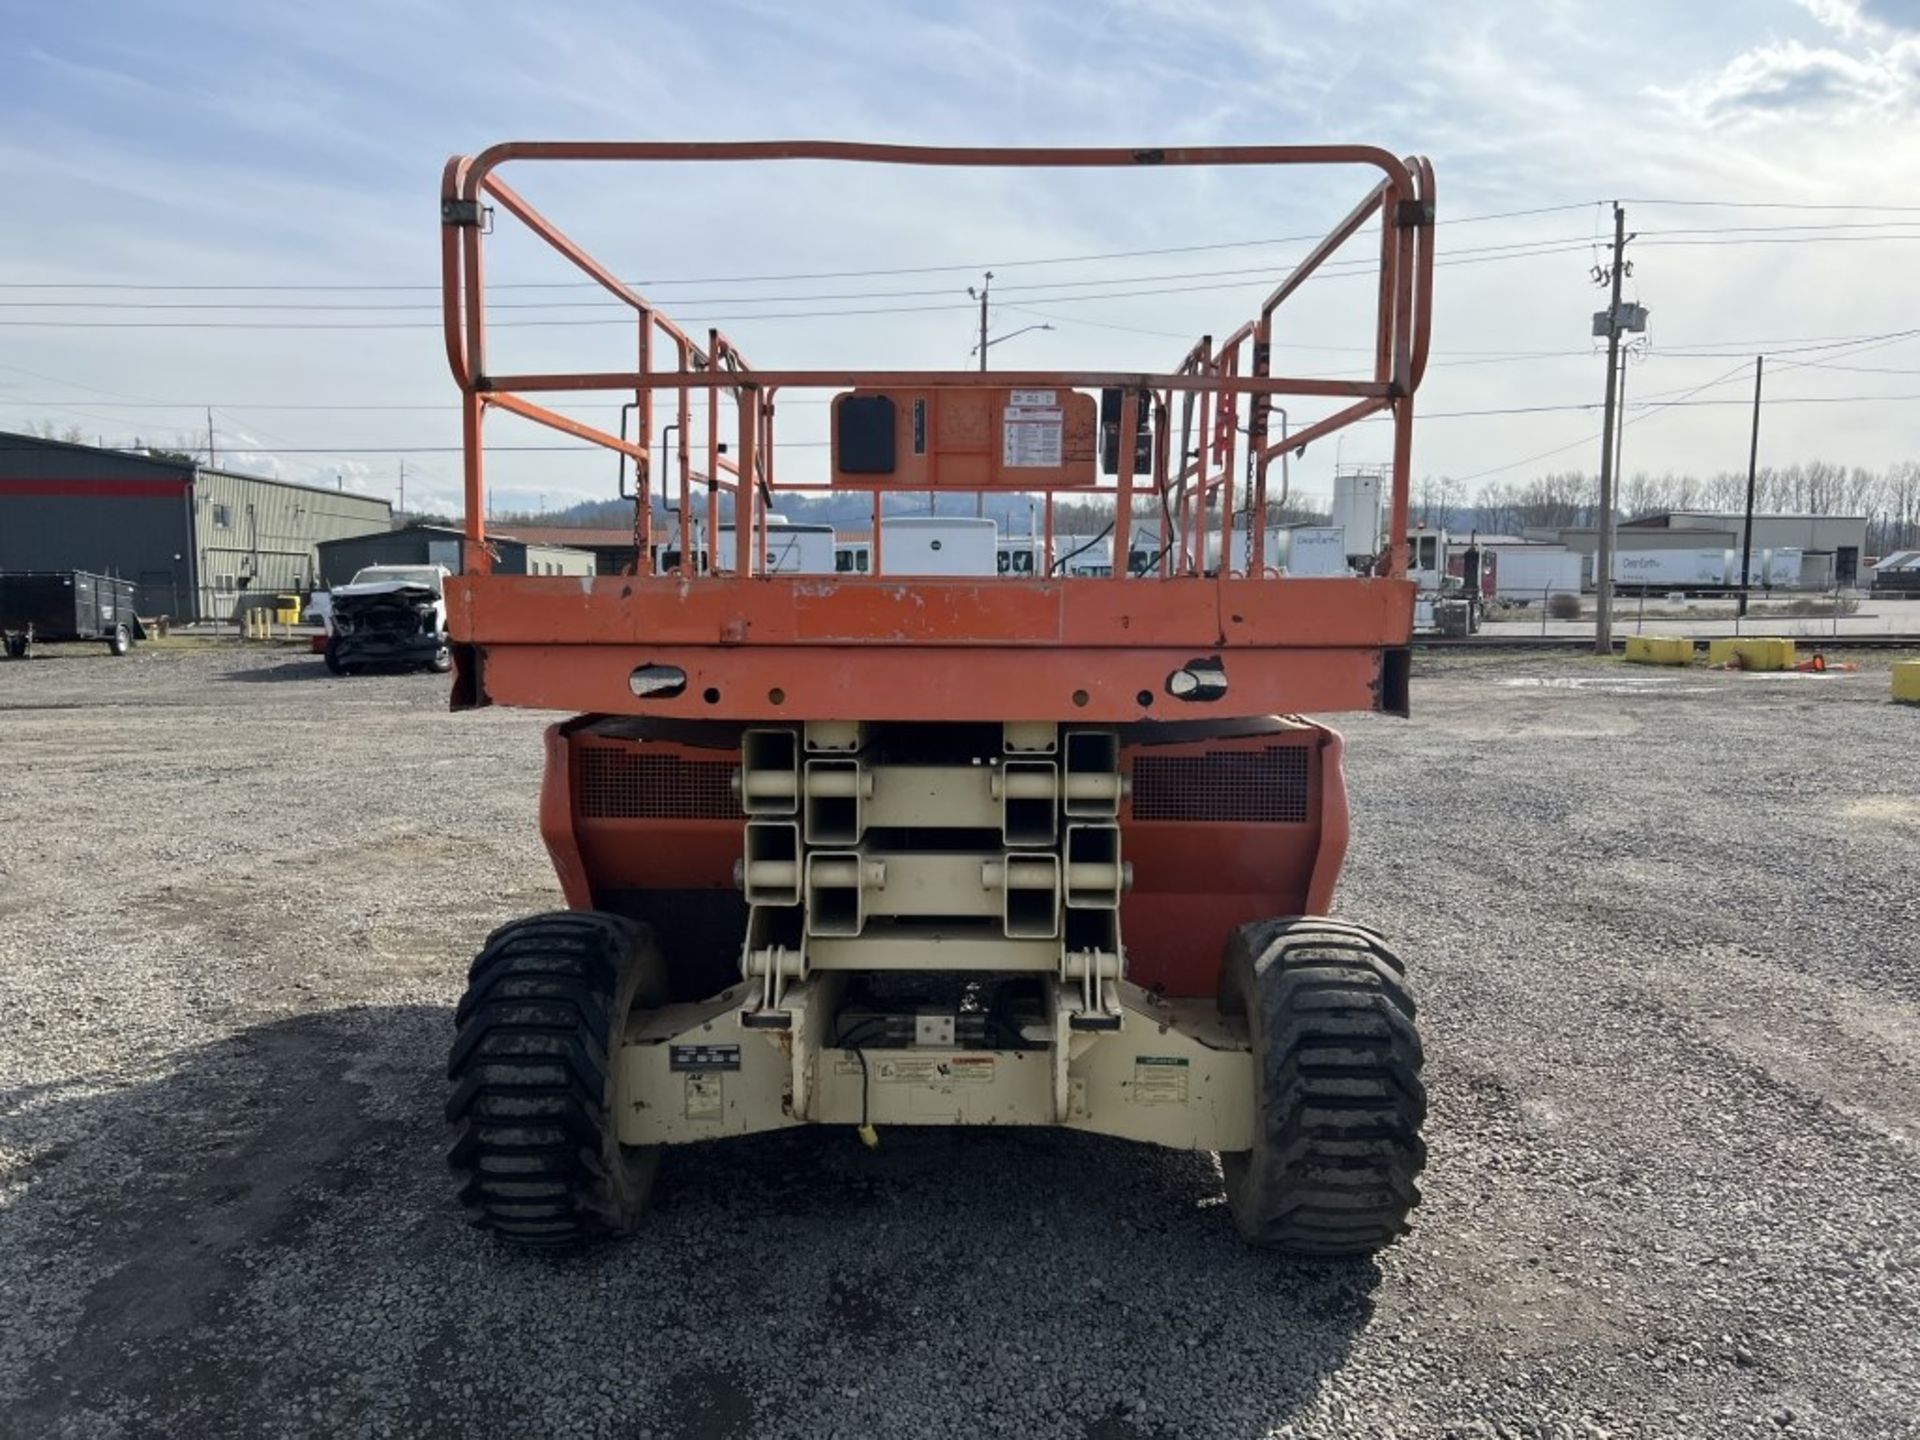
[0,238,1595,313]
[1450,357,1760,484]
[0,239,1607,328]
[0,203,1605,296]
[3,201,1920,297]
[13,391,1913,458]
[1622,198,1920,212]
[5,227,1917,318]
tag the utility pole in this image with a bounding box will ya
[1592,202,1631,656]
[399,459,406,521]
[1613,350,1630,499]
[1738,354,1764,618]
[969,271,993,521]
[207,407,216,468]
[974,271,993,375]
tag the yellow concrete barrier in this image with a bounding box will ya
[1624,636,1695,666]
[1708,637,1796,671]
[1895,660,1920,705]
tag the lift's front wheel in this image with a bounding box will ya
[446,911,667,1247]
[1219,918,1427,1255]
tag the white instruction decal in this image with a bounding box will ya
[1003,405,1064,468]
[1131,1056,1190,1105]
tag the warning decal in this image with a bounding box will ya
[1131,1056,1190,1105]
[1003,403,1064,468]
[873,1055,996,1087]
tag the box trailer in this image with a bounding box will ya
[0,570,146,658]
[1276,526,1351,578]
[1491,547,1582,603]
[1612,548,1732,589]
[1612,546,1806,592]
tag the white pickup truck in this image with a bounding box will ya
[322,564,452,675]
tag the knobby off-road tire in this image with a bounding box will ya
[1219,918,1427,1255]
[446,911,667,1248]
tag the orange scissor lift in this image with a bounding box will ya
[441,143,1433,1254]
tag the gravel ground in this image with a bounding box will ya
[2,640,1917,1440]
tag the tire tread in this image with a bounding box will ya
[1223,918,1427,1256]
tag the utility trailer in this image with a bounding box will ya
[436,141,1434,1255]
[0,570,144,659]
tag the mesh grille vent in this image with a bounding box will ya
[1130,746,1311,823]
[576,746,740,820]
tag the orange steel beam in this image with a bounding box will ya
[457,141,1414,186]
[1258,397,1391,466]
[477,370,1386,398]
[484,391,650,465]
[1408,156,1437,390]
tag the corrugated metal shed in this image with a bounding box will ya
[0,430,391,619]
[491,524,638,575]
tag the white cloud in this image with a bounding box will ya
[1800,0,1920,37]
[1660,0,1920,123]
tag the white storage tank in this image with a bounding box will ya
[1331,470,1383,562]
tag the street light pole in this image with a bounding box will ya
[1738,355,1764,618]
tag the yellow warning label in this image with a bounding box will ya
[684,1072,723,1121]
[1132,1056,1190,1105]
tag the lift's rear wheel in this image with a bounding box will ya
[446,911,667,1247]
[1219,918,1426,1255]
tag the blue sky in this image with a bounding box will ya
[1,0,1916,514]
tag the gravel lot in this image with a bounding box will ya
[2,641,1917,1439]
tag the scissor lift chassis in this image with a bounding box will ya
[438,142,1432,1254]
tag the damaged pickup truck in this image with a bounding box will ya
[323,565,452,675]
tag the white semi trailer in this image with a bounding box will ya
[1490,546,1582,603]
[1611,547,1803,590]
